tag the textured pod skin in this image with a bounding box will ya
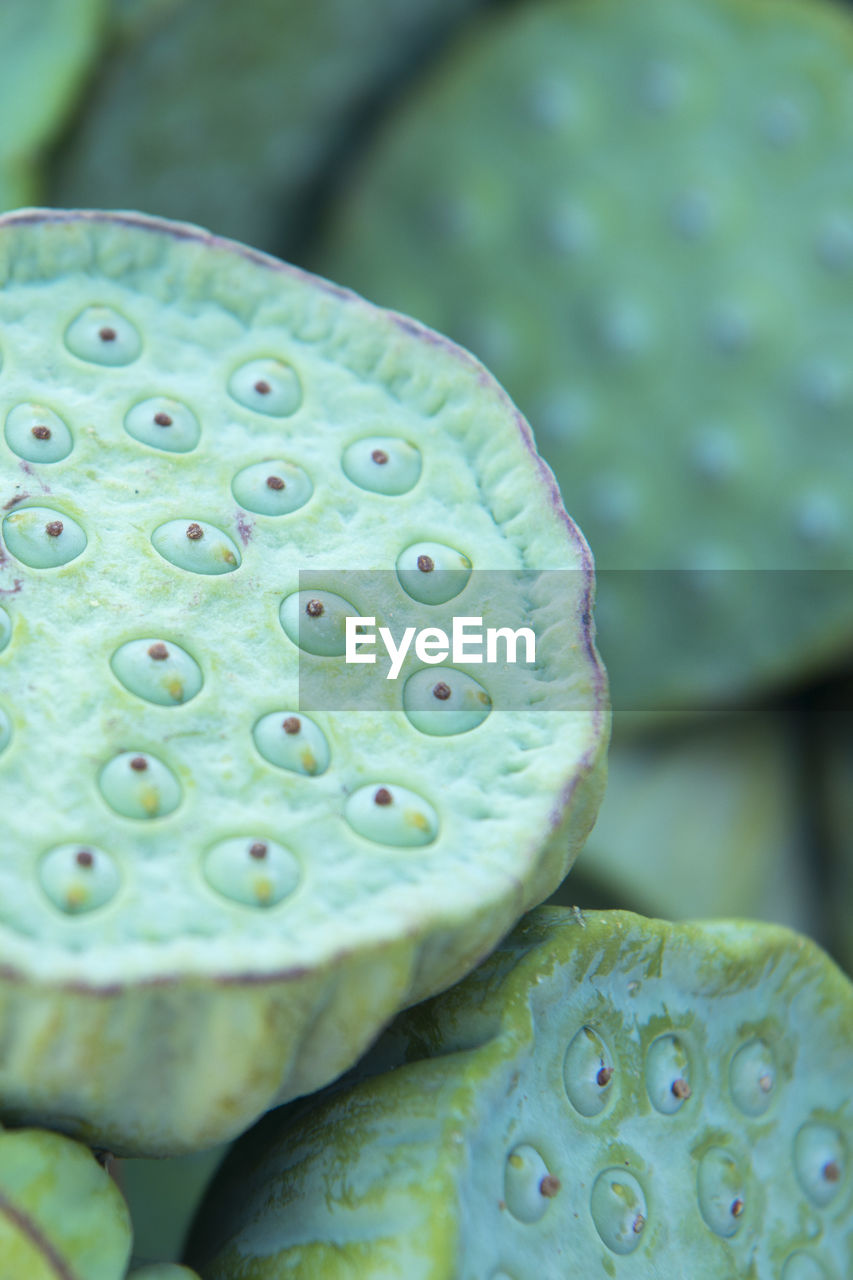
[317,0,853,724]
[0,209,607,1154]
[0,1126,132,1280]
[53,0,485,253]
[186,907,853,1279]
[0,1,106,210]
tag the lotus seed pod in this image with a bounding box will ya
[0,1,105,211]
[558,711,819,930]
[316,0,853,723]
[52,0,486,253]
[0,1126,132,1279]
[186,908,853,1279]
[0,209,606,1155]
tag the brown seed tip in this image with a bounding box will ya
[254,380,272,395]
[99,326,117,342]
[596,1065,613,1087]
[730,1198,745,1218]
[154,412,173,427]
[31,425,52,440]
[823,1161,841,1183]
[433,681,452,701]
[758,1074,773,1094]
[186,522,204,540]
[671,1078,691,1100]
[45,520,63,538]
[371,448,389,465]
[416,554,435,573]
[75,850,94,869]
[130,756,148,772]
[374,787,393,806]
[632,1214,646,1234]
[147,642,169,661]
[249,842,268,860]
[305,598,324,618]
[266,475,285,490]
[539,1175,561,1198]
[282,716,301,735]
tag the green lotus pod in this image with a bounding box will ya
[316,0,853,724]
[0,209,607,1155]
[52,0,484,254]
[0,1,106,211]
[186,907,853,1279]
[558,710,819,931]
[0,1125,132,1278]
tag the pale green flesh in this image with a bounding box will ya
[316,0,853,722]
[0,210,606,1153]
[187,908,853,1280]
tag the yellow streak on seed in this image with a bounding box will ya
[406,809,431,831]
[65,885,88,910]
[167,680,184,701]
[253,877,273,904]
[141,786,160,815]
[301,749,317,774]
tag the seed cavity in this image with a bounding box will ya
[2,506,87,569]
[98,751,182,819]
[111,638,203,706]
[563,1025,616,1116]
[344,784,438,847]
[202,837,300,908]
[396,541,471,604]
[342,437,422,495]
[697,1147,748,1237]
[793,1122,846,1207]
[645,1033,692,1114]
[231,459,313,516]
[504,1145,554,1223]
[590,1168,647,1254]
[253,711,330,776]
[279,590,358,656]
[5,404,73,463]
[125,398,201,453]
[38,843,120,915]
[403,668,491,737]
[228,358,302,417]
[151,519,241,575]
[64,306,141,365]
[729,1038,775,1116]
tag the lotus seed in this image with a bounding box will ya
[645,1034,692,1114]
[397,541,472,604]
[98,750,182,819]
[111,638,203,706]
[403,667,491,736]
[563,1025,616,1117]
[5,403,73,463]
[729,1039,776,1116]
[2,505,87,568]
[231,459,313,515]
[39,843,120,915]
[252,711,330,776]
[279,589,358,656]
[151,518,241,575]
[344,784,438,846]
[65,305,141,365]
[228,358,302,417]
[504,1145,553,1223]
[793,1123,845,1207]
[124,398,201,452]
[202,837,300,908]
[342,437,422,494]
[697,1147,747,1237]
[590,1169,647,1254]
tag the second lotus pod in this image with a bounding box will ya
[187,907,853,1279]
[0,209,607,1154]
